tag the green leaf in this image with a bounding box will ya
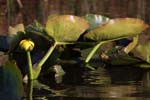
[124,35,139,54]
[45,15,90,42]
[8,24,25,51]
[84,18,148,41]
[25,24,52,50]
[135,41,150,63]
[0,61,23,100]
[110,55,142,65]
[101,48,142,66]
[83,14,110,30]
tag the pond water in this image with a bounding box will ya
[21,61,150,100]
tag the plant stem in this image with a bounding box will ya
[28,80,33,100]
[37,42,57,69]
[85,36,130,64]
[85,42,104,63]
[27,51,33,80]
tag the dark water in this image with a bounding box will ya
[21,61,150,100]
[1,58,150,100]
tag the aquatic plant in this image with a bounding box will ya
[6,14,148,80]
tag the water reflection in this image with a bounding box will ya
[21,64,150,100]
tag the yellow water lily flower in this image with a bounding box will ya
[19,39,35,51]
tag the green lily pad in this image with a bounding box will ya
[124,35,139,54]
[84,18,148,41]
[45,15,90,42]
[110,55,142,65]
[101,48,142,66]
[83,14,110,30]
[135,41,150,63]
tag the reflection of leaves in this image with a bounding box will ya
[33,80,52,91]
[0,61,23,100]
[83,14,110,30]
[84,18,148,41]
[45,15,90,42]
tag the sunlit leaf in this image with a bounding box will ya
[45,15,90,42]
[8,24,25,51]
[124,35,139,54]
[84,18,148,41]
[135,41,150,63]
[8,24,25,34]
[83,14,110,30]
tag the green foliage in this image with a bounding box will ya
[0,61,23,100]
[7,14,149,80]
[45,15,90,42]
[135,40,150,64]
[124,35,139,54]
[84,18,148,41]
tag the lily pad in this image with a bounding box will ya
[83,14,110,30]
[45,15,90,42]
[135,41,150,63]
[101,48,142,66]
[84,18,148,41]
[8,24,25,51]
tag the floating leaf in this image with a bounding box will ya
[110,55,142,65]
[45,15,90,42]
[84,18,148,41]
[100,47,142,66]
[135,41,150,63]
[83,14,110,30]
[8,24,25,51]
[124,35,139,54]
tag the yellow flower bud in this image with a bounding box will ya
[19,39,35,51]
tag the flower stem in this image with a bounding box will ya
[38,42,57,68]
[28,80,33,100]
[27,51,33,80]
[33,42,57,79]
[85,37,129,64]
